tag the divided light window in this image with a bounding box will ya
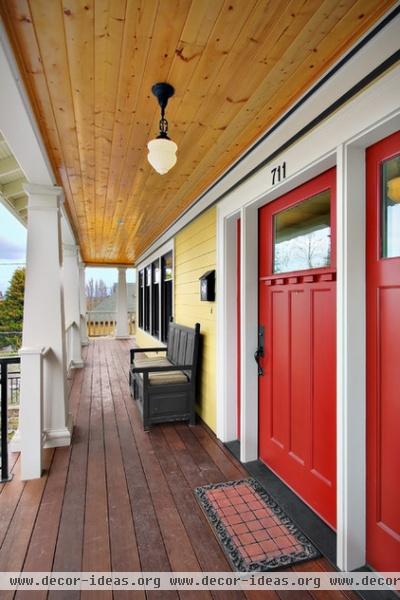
[138,249,173,341]
[151,259,160,338]
[161,252,173,342]
[144,265,151,332]
[138,270,144,328]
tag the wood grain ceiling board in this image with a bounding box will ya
[0,0,395,264]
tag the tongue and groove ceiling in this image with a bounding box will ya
[0,0,394,264]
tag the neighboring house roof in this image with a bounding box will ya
[89,283,136,314]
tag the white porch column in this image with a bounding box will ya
[19,347,45,480]
[336,145,366,570]
[240,204,259,463]
[79,262,89,345]
[63,243,84,369]
[115,267,129,339]
[16,183,72,451]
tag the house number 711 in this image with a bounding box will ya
[271,161,286,185]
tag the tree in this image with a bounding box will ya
[85,277,111,310]
[0,268,25,350]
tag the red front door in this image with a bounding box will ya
[366,131,400,571]
[258,168,336,528]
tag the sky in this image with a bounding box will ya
[0,202,26,294]
[0,202,135,294]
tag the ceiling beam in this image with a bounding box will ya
[1,177,26,199]
[0,156,21,178]
[12,195,27,213]
[0,194,26,227]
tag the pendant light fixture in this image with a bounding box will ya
[147,82,177,175]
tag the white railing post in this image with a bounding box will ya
[79,262,89,345]
[19,347,46,480]
[66,322,83,375]
[116,267,129,339]
[63,244,84,367]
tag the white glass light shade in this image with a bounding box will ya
[147,137,177,175]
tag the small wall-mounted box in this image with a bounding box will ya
[199,270,215,302]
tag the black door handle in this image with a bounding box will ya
[255,325,265,375]
[254,347,264,376]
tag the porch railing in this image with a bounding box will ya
[0,355,21,482]
[65,321,82,371]
[86,311,135,337]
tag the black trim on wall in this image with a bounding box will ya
[136,5,400,265]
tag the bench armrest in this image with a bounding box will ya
[130,364,192,374]
[130,347,167,362]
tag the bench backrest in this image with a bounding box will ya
[167,322,200,381]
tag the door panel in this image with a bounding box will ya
[366,131,400,571]
[259,168,336,528]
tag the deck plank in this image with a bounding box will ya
[81,342,112,600]
[0,449,54,600]
[190,425,246,481]
[49,342,94,600]
[15,447,71,600]
[175,423,227,484]
[99,340,144,600]
[0,456,25,548]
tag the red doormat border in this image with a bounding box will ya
[194,478,320,572]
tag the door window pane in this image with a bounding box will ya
[382,154,400,258]
[273,190,331,274]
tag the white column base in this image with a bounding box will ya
[10,413,73,453]
[43,413,73,448]
[9,429,21,453]
[71,360,84,369]
[115,335,131,340]
[80,314,89,346]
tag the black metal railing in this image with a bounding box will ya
[0,356,21,482]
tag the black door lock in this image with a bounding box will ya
[254,325,264,375]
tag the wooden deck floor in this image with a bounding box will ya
[0,338,357,600]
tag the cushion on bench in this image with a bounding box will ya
[139,370,189,385]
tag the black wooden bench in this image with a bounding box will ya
[129,322,200,430]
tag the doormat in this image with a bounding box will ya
[194,478,319,572]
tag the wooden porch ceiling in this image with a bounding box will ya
[0,0,394,264]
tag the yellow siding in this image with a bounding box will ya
[174,207,217,432]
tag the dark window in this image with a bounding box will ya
[144,265,151,332]
[161,252,173,342]
[138,270,144,328]
[139,251,173,340]
[151,259,160,337]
